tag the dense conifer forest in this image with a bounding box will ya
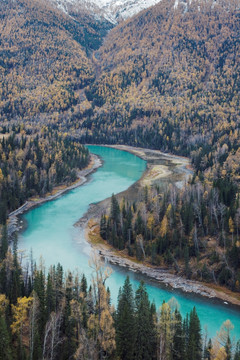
[0,126,89,223]
[0,233,239,360]
[100,183,240,291]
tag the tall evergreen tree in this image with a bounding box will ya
[33,270,46,338]
[116,276,136,360]
[100,214,108,240]
[61,272,77,360]
[110,194,120,223]
[10,236,23,304]
[0,225,8,261]
[134,281,157,360]
[234,341,240,360]
[0,316,12,360]
[80,274,87,296]
[203,339,212,360]
[187,307,202,360]
[46,273,55,318]
[172,309,185,360]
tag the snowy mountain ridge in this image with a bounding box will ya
[51,0,160,23]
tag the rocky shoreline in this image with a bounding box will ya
[80,145,240,308]
[97,245,216,298]
[92,241,240,306]
[7,154,102,237]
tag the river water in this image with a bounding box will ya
[18,145,240,340]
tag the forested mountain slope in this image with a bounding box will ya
[0,0,111,123]
[75,0,240,292]
[80,0,240,181]
[0,126,90,222]
[1,0,239,187]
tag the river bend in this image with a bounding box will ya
[18,146,240,339]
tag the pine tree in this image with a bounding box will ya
[80,274,87,296]
[46,273,55,318]
[134,281,157,360]
[0,225,8,261]
[10,236,23,304]
[116,276,136,360]
[187,307,202,360]
[110,194,120,223]
[55,263,64,309]
[0,316,12,360]
[234,341,240,360]
[172,309,185,360]
[100,214,107,240]
[183,313,189,345]
[0,199,7,225]
[33,270,46,338]
[203,339,212,360]
[62,272,77,359]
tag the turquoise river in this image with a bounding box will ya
[18,145,240,340]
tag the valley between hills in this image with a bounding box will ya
[0,0,240,358]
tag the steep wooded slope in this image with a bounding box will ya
[0,0,239,183]
[83,0,240,292]
[0,0,111,122]
[80,0,240,180]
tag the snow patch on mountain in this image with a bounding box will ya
[50,0,160,23]
[108,0,160,20]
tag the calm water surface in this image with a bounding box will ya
[18,146,240,339]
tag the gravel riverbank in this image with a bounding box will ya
[77,145,240,308]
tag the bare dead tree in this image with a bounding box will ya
[158,332,167,360]
[29,291,39,360]
[75,329,98,360]
[136,234,146,259]
[42,302,65,360]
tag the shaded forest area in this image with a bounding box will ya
[0,232,239,360]
[0,126,89,223]
[100,179,240,292]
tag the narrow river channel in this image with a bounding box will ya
[18,145,240,340]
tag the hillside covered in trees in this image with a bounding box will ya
[1,0,239,189]
[73,0,240,298]
[0,126,89,223]
[0,0,111,123]
[78,0,240,182]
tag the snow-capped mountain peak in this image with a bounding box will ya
[51,0,161,23]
